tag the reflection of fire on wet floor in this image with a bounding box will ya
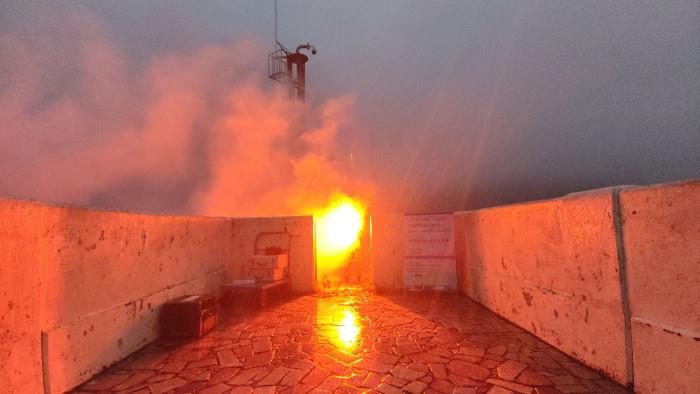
[73,287,630,393]
[314,293,365,353]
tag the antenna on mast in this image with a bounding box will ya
[267,0,317,101]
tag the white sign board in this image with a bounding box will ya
[403,214,457,291]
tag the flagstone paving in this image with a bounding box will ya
[72,289,630,393]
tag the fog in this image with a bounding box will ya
[1,1,698,214]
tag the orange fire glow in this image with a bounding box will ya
[316,298,362,351]
[315,194,366,277]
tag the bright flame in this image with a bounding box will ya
[315,194,365,276]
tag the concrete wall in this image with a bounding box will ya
[455,189,628,384]
[0,199,231,393]
[620,180,700,393]
[230,216,315,293]
[0,200,44,394]
[455,179,700,392]
[371,212,404,292]
[0,199,318,393]
[41,206,230,392]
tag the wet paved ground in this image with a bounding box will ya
[73,289,629,394]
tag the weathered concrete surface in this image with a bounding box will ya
[39,207,230,392]
[0,199,232,393]
[371,212,404,292]
[0,200,45,393]
[40,207,230,327]
[620,179,700,393]
[230,216,314,293]
[455,189,628,384]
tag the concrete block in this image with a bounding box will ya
[620,179,700,393]
[631,319,700,393]
[0,199,45,393]
[43,271,223,393]
[231,216,314,293]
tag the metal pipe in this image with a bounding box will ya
[295,43,317,55]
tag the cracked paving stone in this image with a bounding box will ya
[453,388,478,394]
[496,360,528,381]
[198,383,233,394]
[210,368,242,385]
[377,382,403,394]
[549,375,580,385]
[534,388,564,394]
[361,372,383,388]
[486,386,516,394]
[554,384,589,393]
[515,369,552,386]
[459,346,486,357]
[228,367,268,385]
[112,371,155,391]
[448,360,491,381]
[371,352,399,365]
[280,368,309,386]
[316,375,345,391]
[486,378,533,394]
[430,378,455,393]
[230,388,254,394]
[390,365,426,381]
[301,366,330,386]
[160,361,188,374]
[82,374,130,390]
[428,362,447,379]
[403,380,428,394]
[257,366,291,386]
[217,350,243,367]
[148,377,188,394]
[244,351,274,368]
[352,357,392,374]
[394,343,423,356]
[382,374,407,387]
[488,345,508,355]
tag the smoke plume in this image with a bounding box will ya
[0,3,374,217]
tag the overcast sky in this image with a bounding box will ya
[2,1,699,213]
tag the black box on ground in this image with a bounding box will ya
[160,294,219,339]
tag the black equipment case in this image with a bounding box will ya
[160,294,219,339]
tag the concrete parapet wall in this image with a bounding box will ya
[0,199,231,393]
[620,180,700,393]
[455,178,700,392]
[0,199,318,393]
[455,189,628,384]
[0,200,45,394]
[40,206,231,392]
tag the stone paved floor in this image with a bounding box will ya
[72,289,630,394]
